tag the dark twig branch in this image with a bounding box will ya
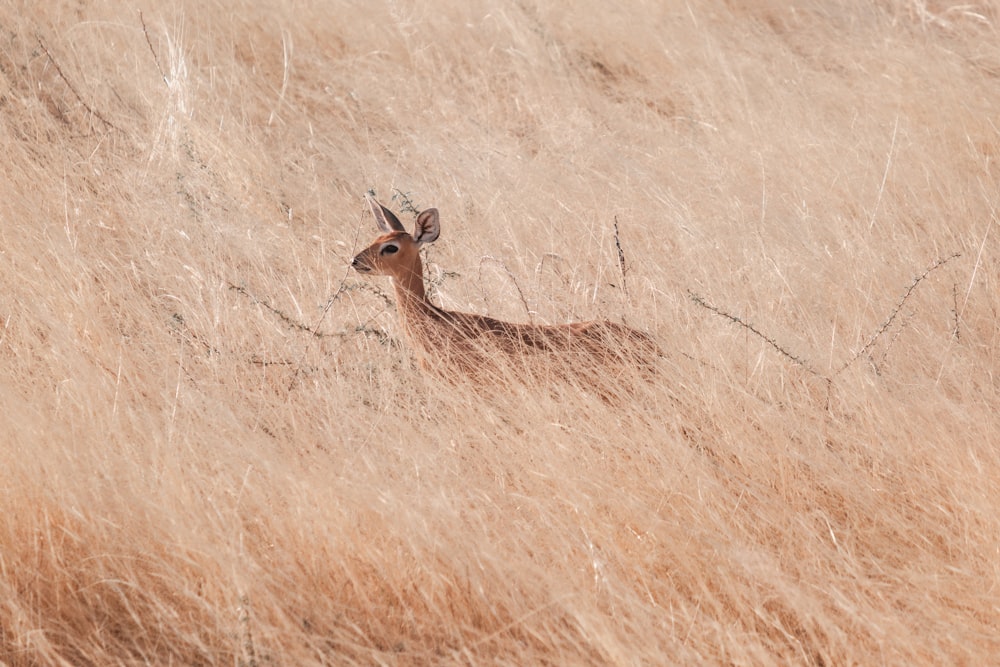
[688,290,824,378]
[690,251,961,387]
[37,36,119,132]
[228,282,331,338]
[871,312,910,375]
[139,11,168,86]
[613,216,630,299]
[837,252,961,374]
[951,282,961,342]
[391,188,420,216]
[285,202,393,390]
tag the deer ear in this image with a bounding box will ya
[413,208,440,246]
[367,195,406,233]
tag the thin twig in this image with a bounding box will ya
[613,215,630,299]
[688,290,823,378]
[228,283,331,338]
[391,188,420,215]
[139,10,168,86]
[951,283,961,342]
[36,36,119,132]
[690,251,961,401]
[228,277,395,385]
[838,252,961,373]
[286,205,379,390]
[872,312,911,375]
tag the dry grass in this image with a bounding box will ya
[2,1,1000,664]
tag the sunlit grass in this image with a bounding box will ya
[1,1,999,664]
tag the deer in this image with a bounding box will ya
[351,195,660,385]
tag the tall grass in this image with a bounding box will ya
[2,1,999,664]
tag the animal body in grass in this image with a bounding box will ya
[351,196,659,380]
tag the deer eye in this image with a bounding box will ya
[381,244,399,255]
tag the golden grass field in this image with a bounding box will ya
[2,1,1000,664]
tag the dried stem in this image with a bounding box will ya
[690,252,961,385]
[37,36,119,132]
[139,11,168,86]
[837,252,960,374]
[688,290,823,378]
[391,188,420,216]
[951,282,961,342]
[228,283,331,338]
[613,216,630,299]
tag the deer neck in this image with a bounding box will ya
[391,257,430,313]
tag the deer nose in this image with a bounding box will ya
[351,256,369,272]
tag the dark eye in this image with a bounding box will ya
[381,244,399,255]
